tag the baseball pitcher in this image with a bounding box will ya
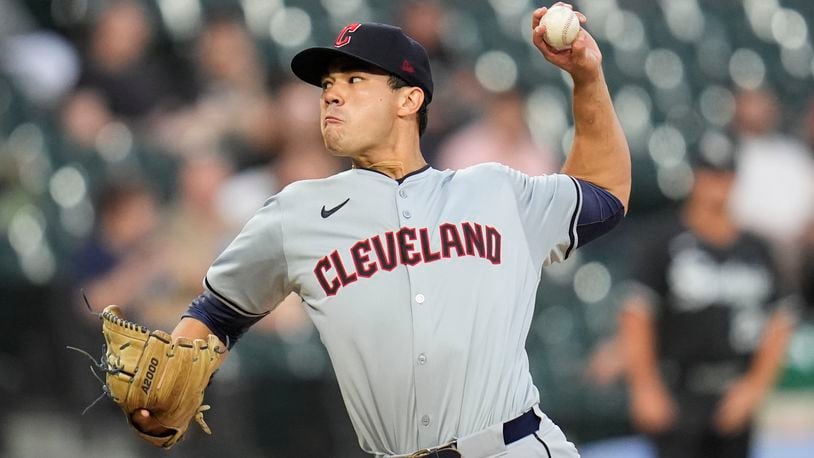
[93,4,631,457]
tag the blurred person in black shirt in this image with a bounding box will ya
[729,88,814,278]
[78,0,183,121]
[619,159,796,458]
[73,180,165,317]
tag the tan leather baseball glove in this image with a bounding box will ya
[99,305,226,448]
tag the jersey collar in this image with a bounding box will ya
[356,164,432,184]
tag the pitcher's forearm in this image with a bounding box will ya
[562,70,631,210]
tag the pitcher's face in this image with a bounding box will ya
[319,61,398,157]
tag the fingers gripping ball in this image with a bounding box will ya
[100,305,226,448]
[542,5,581,51]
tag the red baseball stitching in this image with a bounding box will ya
[561,12,574,49]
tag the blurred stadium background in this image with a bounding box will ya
[0,0,813,457]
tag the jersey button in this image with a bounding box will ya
[399,190,407,198]
[402,210,411,219]
[415,294,425,304]
[417,353,427,365]
[421,415,430,426]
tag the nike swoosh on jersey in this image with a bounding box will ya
[321,198,350,218]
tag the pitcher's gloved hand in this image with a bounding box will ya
[100,305,226,448]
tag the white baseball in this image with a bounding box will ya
[541,5,580,51]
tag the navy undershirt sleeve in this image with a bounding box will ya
[183,291,266,349]
[574,179,624,247]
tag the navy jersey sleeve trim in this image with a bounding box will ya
[204,277,268,318]
[183,291,267,349]
[573,179,624,247]
[564,176,583,259]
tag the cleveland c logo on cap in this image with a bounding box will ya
[335,23,362,48]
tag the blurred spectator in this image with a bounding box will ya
[619,160,796,458]
[78,0,180,121]
[437,89,558,174]
[216,81,344,227]
[398,0,452,65]
[729,88,814,268]
[154,13,277,168]
[73,181,164,318]
[141,153,234,329]
[197,12,266,95]
[396,0,473,162]
[59,88,113,150]
[419,66,487,165]
[57,86,180,202]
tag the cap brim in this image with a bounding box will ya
[291,47,391,88]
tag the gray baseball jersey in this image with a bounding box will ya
[205,163,582,455]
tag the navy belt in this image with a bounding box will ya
[503,408,541,444]
[409,409,541,457]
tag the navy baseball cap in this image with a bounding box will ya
[291,22,433,103]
